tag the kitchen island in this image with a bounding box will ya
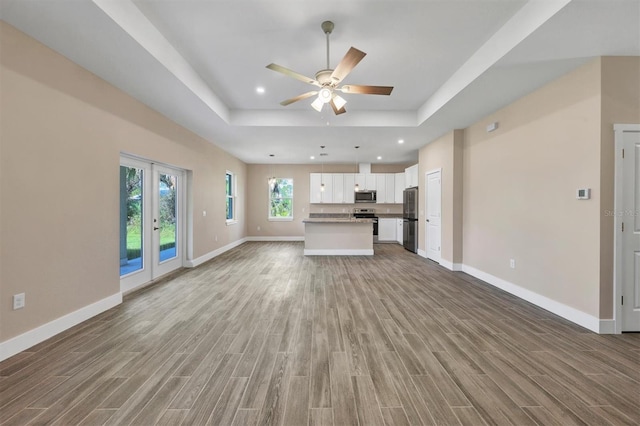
[302,218,374,256]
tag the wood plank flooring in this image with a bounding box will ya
[1,242,639,425]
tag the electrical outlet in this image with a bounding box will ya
[510,259,516,269]
[202,210,207,217]
[13,293,25,310]
[214,235,218,242]
[257,226,261,231]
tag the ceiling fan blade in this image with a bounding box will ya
[280,91,318,106]
[330,99,347,115]
[266,63,320,87]
[340,85,394,95]
[330,47,366,84]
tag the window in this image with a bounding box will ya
[269,178,293,220]
[226,171,236,223]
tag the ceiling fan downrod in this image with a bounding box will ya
[321,21,334,70]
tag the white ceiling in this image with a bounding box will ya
[1,0,639,164]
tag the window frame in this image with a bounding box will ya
[226,171,237,225]
[268,177,294,221]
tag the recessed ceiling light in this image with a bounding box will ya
[310,156,315,160]
[398,139,404,144]
[377,156,382,160]
[256,87,265,94]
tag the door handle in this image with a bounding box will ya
[153,227,159,231]
[426,219,430,222]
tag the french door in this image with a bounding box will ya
[119,156,185,293]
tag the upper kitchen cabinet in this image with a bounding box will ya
[395,172,405,203]
[310,173,334,203]
[376,174,396,204]
[333,174,345,203]
[343,174,355,203]
[405,164,419,188]
[355,173,377,191]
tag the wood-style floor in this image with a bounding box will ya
[1,242,639,425]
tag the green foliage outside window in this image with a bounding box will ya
[269,178,293,219]
[226,172,234,221]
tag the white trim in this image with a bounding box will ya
[246,236,304,242]
[599,320,616,334]
[0,293,122,362]
[304,249,374,256]
[268,217,294,222]
[417,249,427,258]
[613,124,640,333]
[461,264,609,333]
[439,259,463,271]
[185,238,248,268]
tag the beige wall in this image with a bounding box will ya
[0,22,247,341]
[600,57,640,317]
[462,59,603,317]
[246,163,407,238]
[418,130,463,264]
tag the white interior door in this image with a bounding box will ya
[621,130,640,331]
[120,157,185,293]
[426,170,442,262]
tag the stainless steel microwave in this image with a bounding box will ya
[354,190,376,203]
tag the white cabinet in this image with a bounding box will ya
[355,173,377,191]
[395,172,405,203]
[310,173,333,203]
[396,219,403,244]
[378,218,396,241]
[310,173,322,203]
[405,164,419,188]
[376,174,396,204]
[311,172,403,204]
[386,174,395,203]
[366,173,377,190]
[333,174,344,204]
[343,173,355,203]
[376,174,387,203]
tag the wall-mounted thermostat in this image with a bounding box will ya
[576,188,591,200]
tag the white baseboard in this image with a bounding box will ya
[598,319,616,334]
[0,292,122,362]
[185,238,248,268]
[417,249,427,258]
[304,249,374,256]
[245,236,304,242]
[439,259,463,271]
[461,264,611,334]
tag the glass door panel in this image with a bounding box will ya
[120,165,144,276]
[158,173,178,262]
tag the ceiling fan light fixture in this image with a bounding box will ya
[311,97,324,112]
[332,94,347,110]
[318,87,332,103]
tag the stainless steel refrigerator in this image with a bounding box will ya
[403,187,418,253]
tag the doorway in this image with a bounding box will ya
[425,169,442,263]
[119,155,186,293]
[614,124,640,332]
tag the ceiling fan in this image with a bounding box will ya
[266,20,394,115]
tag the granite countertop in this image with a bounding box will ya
[302,217,374,223]
[377,214,403,219]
